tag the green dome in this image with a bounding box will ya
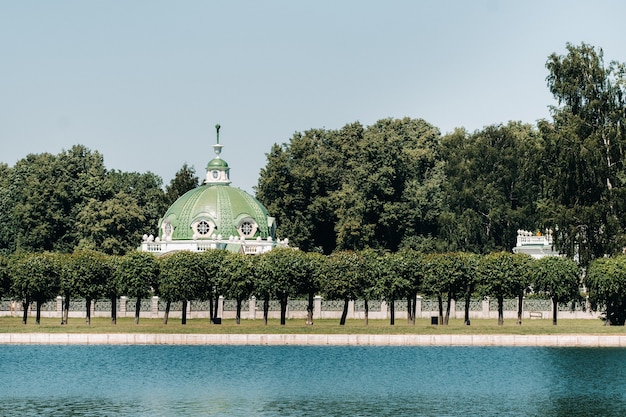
[207,157,229,169]
[158,184,275,241]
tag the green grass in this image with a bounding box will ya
[1,316,625,335]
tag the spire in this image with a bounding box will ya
[204,123,231,185]
[213,123,223,158]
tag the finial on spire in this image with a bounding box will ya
[215,124,221,144]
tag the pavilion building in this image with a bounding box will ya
[140,124,288,255]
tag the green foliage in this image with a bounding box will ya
[1,145,167,255]
[587,256,626,325]
[158,251,204,303]
[0,254,10,298]
[440,122,543,253]
[540,42,626,265]
[256,118,443,254]
[165,163,199,205]
[9,252,62,323]
[117,251,159,300]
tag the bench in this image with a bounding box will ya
[529,311,543,319]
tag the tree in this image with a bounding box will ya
[0,254,10,299]
[477,252,524,326]
[105,255,123,324]
[322,251,361,325]
[256,118,444,254]
[439,123,543,253]
[298,251,325,325]
[165,163,199,205]
[256,248,303,325]
[221,252,255,324]
[358,249,383,326]
[158,251,203,324]
[539,43,626,266]
[76,170,167,255]
[8,146,108,253]
[117,251,159,324]
[0,163,15,255]
[587,256,626,325]
[68,250,111,325]
[533,256,580,325]
[377,252,409,326]
[9,252,61,324]
[196,250,227,324]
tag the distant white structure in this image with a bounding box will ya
[512,229,559,259]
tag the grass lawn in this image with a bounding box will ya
[1,316,625,335]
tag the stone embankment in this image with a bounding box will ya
[1,333,626,347]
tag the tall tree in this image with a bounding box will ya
[539,43,626,266]
[440,122,543,253]
[256,118,443,254]
[76,170,167,254]
[165,163,199,205]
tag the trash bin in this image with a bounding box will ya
[213,318,222,325]
[431,316,438,325]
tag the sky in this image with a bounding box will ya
[1,0,626,194]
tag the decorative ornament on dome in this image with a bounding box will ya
[204,123,231,185]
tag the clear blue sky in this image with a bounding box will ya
[1,0,625,194]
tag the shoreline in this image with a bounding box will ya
[2,333,626,347]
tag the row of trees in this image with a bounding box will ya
[0,248,595,326]
[257,43,626,268]
[2,43,624,269]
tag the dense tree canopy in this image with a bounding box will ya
[539,42,626,266]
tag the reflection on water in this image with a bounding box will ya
[1,345,625,416]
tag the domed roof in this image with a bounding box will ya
[155,124,277,246]
[158,184,275,241]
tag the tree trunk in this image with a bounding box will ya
[236,298,242,324]
[390,299,395,326]
[306,292,314,325]
[339,298,349,325]
[552,297,558,325]
[497,296,504,326]
[163,300,171,324]
[437,295,444,325]
[209,296,214,323]
[62,293,70,325]
[110,296,117,325]
[22,298,29,325]
[464,293,471,325]
[280,292,287,326]
[517,293,523,325]
[407,296,413,325]
[263,297,269,326]
[134,297,141,324]
[212,293,219,323]
[364,299,369,326]
[85,297,92,325]
[36,300,42,325]
[444,294,452,325]
[181,300,187,325]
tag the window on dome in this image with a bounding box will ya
[197,220,211,235]
[241,222,254,236]
[237,219,258,238]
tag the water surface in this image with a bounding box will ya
[1,345,624,416]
